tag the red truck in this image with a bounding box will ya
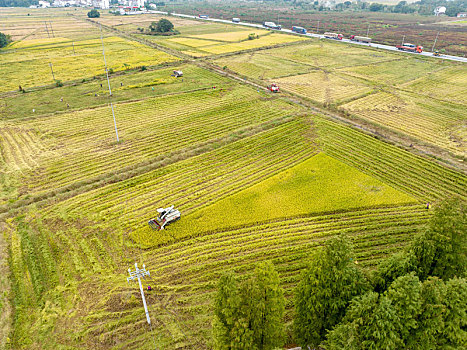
[396,43,423,53]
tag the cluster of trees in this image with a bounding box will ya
[282,0,465,16]
[87,9,100,18]
[0,0,37,7]
[366,0,466,16]
[0,32,12,48]
[143,18,178,35]
[213,199,466,349]
[213,261,285,349]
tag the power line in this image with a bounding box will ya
[100,24,120,142]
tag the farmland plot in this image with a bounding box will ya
[215,52,313,80]
[266,40,400,69]
[339,57,448,85]
[275,70,373,105]
[0,37,178,92]
[401,64,467,106]
[5,86,299,196]
[0,65,231,120]
[339,90,467,156]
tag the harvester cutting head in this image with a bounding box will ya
[148,205,181,230]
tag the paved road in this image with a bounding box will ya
[152,11,467,63]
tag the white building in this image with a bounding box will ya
[120,0,144,9]
[434,6,446,16]
[38,0,51,7]
[457,12,467,17]
[92,0,109,9]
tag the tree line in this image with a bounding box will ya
[213,198,466,349]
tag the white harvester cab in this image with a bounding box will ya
[172,70,183,77]
[148,205,181,230]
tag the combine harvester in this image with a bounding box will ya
[396,43,423,53]
[148,205,181,230]
[267,83,280,92]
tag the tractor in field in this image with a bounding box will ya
[148,205,181,230]
[267,83,280,93]
[171,70,183,77]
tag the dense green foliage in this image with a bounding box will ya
[374,198,467,291]
[149,18,174,33]
[325,274,467,349]
[0,0,36,6]
[213,262,285,350]
[0,32,11,48]
[293,235,368,348]
[87,9,100,18]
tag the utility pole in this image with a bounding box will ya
[127,263,151,325]
[44,21,50,38]
[317,20,320,33]
[401,34,405,45]
[49,62,55,81]
[366,23,370,37]
[72,41,75,55]
[49,21,55,38]
[100,25,119,142]
[432,31,440,52]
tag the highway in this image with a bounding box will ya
[153,10,467,63]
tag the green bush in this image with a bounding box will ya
[87,9,100,18]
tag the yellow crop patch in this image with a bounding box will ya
[190,29,270,42]
[175,153,416,235]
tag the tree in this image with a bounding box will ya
[294,235,368,348]
[369,3,384,11]
[325,274,467,350]
[150,18,174,33]
[213,262,285,350]
[325,292,401,350]
[213,272,247,350]
[411,198,466,281]
[0,32,11,48]
[87,9,100,18]
[248,261,285,350]
[373,198,466,291]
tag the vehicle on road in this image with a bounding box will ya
[350,35,371,43]
[198,14,209,19]
[263,21,282,30]
[292,26,307,34]
[324,32,343,40]
[232,17,240,23]
[433,50,441,56]
[396,43,423,53]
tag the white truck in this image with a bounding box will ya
[263,21,281,30]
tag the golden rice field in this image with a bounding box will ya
[339,90,467,156]
[275,70,373,105]
[191,29,270,42]
[200,33,308,54]
[0,36,178,92]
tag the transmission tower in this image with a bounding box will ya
[127,263,151,325]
